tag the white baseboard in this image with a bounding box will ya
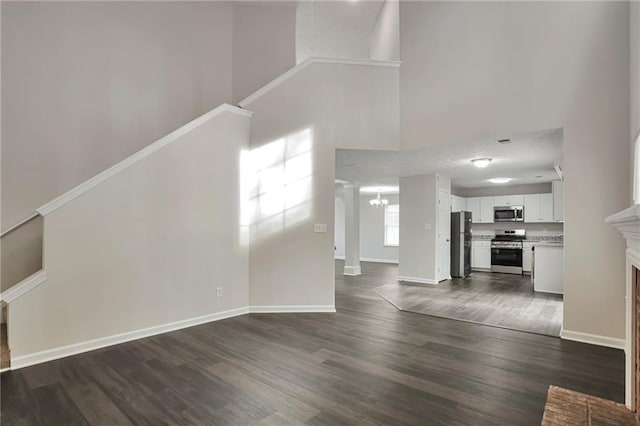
[343,266,361,276]
[398,276,438,285]
[334,256,398,265]
[360,257,399,264]
[560,329,625,350]
[10,306,250,370]
[10,304,337,370]
[250,305,336,314]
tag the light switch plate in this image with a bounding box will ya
[314,224,327,233]
[424,223,432,230]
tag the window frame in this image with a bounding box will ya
[383,203,399,247]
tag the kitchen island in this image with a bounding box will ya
[533,243,564,294]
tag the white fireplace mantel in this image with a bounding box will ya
[606,203,640,409]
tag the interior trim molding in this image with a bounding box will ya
[360,257,399,264]
[343,265,362,276]
[9,305,338,369]
[10,306,250,370]
[238,56,401,108]
[560,329,625,350]
[250,305,336,314]
[0,270,46,304]
[398,276,438,285]
[37,104,252,216]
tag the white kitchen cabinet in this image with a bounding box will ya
[468,197,494,223]
[522,242,535,273]
[467,197,480,222]
[494,195,524,206]
[479,197,494,223]
[540,194,553,222]
[451,195,467,213]
[524,193,554,223]
[471,240,491,270]
[552,180,564,222]
[533,245,564,294]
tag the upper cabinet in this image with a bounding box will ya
[493,195,524,206]
[524,193,554,222]
[451,195,467,213]
[552,180,564,222]
[457,190,560,224]
[467,197,480,221]
[467,196,494,223]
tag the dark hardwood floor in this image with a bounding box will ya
[1,261,624,425]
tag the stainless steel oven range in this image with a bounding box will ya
[491,229,525,274]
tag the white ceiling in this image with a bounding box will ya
[336,127,563,190]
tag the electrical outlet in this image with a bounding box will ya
[216,287,223,298]
[424,223,432,230]
[314,224,327,233]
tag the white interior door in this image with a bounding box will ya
[438,189,451,281]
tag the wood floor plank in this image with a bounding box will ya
[31,383,89,426]
[374,271,563,336]
[64,383,132,426]
[0,261,624,425]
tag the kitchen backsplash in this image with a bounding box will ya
[471,224,563,242]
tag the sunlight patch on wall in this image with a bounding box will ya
[240,128,314,245]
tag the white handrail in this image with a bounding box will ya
[1,213,40,238]
[0,270,46,304]
[238,57,401,108]
[37,104,252,216]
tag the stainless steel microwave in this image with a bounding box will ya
[494,206,524,222]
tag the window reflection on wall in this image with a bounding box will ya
[240,128,314,245]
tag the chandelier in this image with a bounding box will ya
[369,192,389,207]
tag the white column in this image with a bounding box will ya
[343,184,361,276]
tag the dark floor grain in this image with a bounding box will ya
[1,261,624,425]
[375,271,563,336]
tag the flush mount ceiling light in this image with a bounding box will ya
[369,192,389,207]
[489,177,512,184]
[471,158,492,168]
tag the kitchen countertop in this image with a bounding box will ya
[471,235,563,244]
[532,242,564,248]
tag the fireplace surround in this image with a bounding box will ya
[606,204,640,411]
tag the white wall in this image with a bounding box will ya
[295,1,384,63]
[2,1,234,228]
[9,109,251,361]
[400,2,630,340]
[370,0,400,62]
[1,2,235,289]
[359,194,399,263]
[243,61,400,308]
[632,1,640,199]
[1,217,42,292]
[232,3,297,103]
[334,193,399,263]
[399,174,437,283]
[334,193,346,259]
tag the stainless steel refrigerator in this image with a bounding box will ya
[451,211,472,278]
